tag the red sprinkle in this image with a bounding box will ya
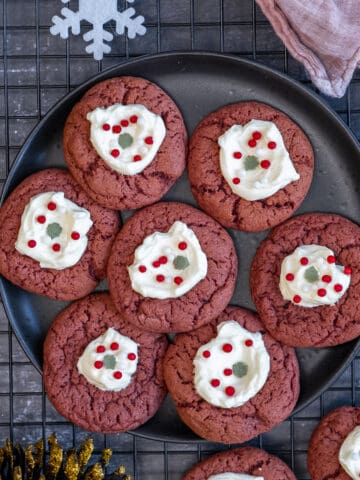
[224,368,232,376]
[174,276,183,285]
[268,141,277,149]
[225,386,235,397]
[327,255,336,264]
[52,243,61,252]
[232,177,240,185]
[202,350,211,358]
[71,231,80,240]
[245,339,253,347]
[113,371,122,379]
[47,202,56,211]
[300,257,309,266]
[210,379,220,387]
[121,119,129,127]
[139,265,147,273]
[96,345,105,353]
[145,136,153,145]
[252,131,262,140]
[28,239,36,248]
[178,241,187,250]
[37,215,46,224]
[260,159,271,169]
[94,361,103,369]
[111,149,120,158]
[318,288,327,297]
[159,256,168,264]
[334,284,343,292]
[322,275,332,283]
[248,139,257,148]
[344,266,352,275]
[128,353,136,361]
[152,260,161,268]
[156,274,165,282]
[102,123,110,131]
[112,125,121,134]
[222,343,233,353]
[133,155,142,162]
[286,273,295,281]
[130,115,138,123]
[233,151,242,159]
[110,342,119,351]
[293,295,302,304]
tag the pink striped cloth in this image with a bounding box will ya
[256,0,360,97]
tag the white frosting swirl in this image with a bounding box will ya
[279,244,351,307]
[339,426,360,479]
[128,221,207,299]
[77,327,139,391]
[15,192,93,270]
[193,321,270,409]
[87,103,166,175]
[208,474,264,480]
[218,119,300,201]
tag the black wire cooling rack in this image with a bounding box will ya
[1,1,360,479]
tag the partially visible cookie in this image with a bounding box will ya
[164,306,299,443]
[188,101,314,232]
[308,406,360,480]
[184,446,296,480]
[108,202,238,333]
[0,168,119,300]
[43,293,168,433]
[250,213,360,347]
[64,76,187,210]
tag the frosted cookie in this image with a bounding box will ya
[0,169,119,300]
[250,213,360,347]
[188,101,314,232]
[163,306,299,443]
[184,447,296,480]
[64,76,187,210]
[308,406,360,480]
[43,293,168,433]
[107,202,238,333]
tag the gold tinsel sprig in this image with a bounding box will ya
[0,433,131,480]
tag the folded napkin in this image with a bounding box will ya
[256,0,360,97]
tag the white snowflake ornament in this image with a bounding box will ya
[50,0,146,60]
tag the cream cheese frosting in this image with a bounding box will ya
[15,191,93,270]
[218,119,299,201]
[87,103,166,175]
[128,221,207,299]
[193,321,270,408]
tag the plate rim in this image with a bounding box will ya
[1,51,360,442]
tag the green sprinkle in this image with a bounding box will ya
[244,155,259,170]
[46,222,62,239]
[118,133,133,149]
[173,255,190,270]
[304,266,319,283]
[103,355,116,370]
[232,361,248,378]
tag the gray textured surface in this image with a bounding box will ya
[0,1,360,479]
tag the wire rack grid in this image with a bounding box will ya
[1,0,360,479]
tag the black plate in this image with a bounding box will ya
[1,52,360,442]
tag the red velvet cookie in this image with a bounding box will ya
[107,202,238,333]
[184,446,296,480]
[188,101,314,232]
[64,76,187,210]
[250,213,360,347]
[43,293,168,433]
[308,406,360,480]
[163,306,299,443]
[0,169,119,301]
